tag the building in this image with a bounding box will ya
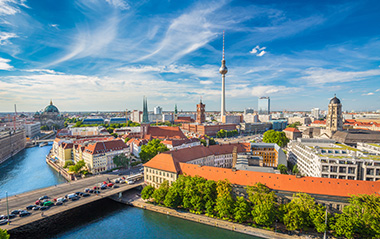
[34,100,64,129]
[239,122,271,134]
[258,114,272,122]
[109,118,127,125]
[154,106,162,115]
[142,96,149,123]
[222,115,242,124]
[311,108,320,119]
[82,118,105,125]
[0,129,26,164]
[80,139,128,173]
[244,108,254,114]
[288,138,380,181]
[357,142,380,155]
[196,100,205,124]
[219,31,228,118]
[326,95,343,134]
[243,113,259,123]
[258,97,270,114]
[288,117,312,125]
[181,123,237,137]
[270,120,287,131]
[57,126,109,137]
[23,122,41,138]
[283,127,302,140]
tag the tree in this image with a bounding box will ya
[283,193,317,231]
[234,196,251,223]
[124,137,130,143]
[331,194,380,238]
[113,154,130,168]
[141,185,155,200]
[0,229,10,239]
[164,184,182,208]
[278,164,288,174]
[247,183,277,226]
[68,160,86,174]
[286,121,301,129]
[262,130,289,147]
[214,180,235,219]
[40,125,49,130]
[139,139,169,163]
[152,180,169,205]
[63,160,75,168]
[292,164,299,174]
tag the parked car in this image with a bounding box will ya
[19,210,31,217]
[39,195,49,200]
[127,180,134,185]
[40,206,49,211]
[82,193,90,197]
[10,209,21,215]
[100,184,107,190]
[32,206,41,210]
[93,186,99,190]
[0,219,8,225]
[107,183,114,187]
[26,205,36,210]
[112,185,119,189]
[55,201,63,206]
[119,180,125,184]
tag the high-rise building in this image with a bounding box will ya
[142,96,149,123]
[311,108,320,119]
[258,97,270,114]
[154,106,162,115]
[244,108,254,114]
[196,100,205,124]
[326,95,343,132]
[219,31,228,118]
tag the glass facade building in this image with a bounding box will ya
[258,97,270,114]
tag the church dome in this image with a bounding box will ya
[44,100,59,113]
[330,96,341,104]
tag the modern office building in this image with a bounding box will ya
[258,97,270,114]
[311,108,320,119]
[287,138,380,181]
[154,106,162,115]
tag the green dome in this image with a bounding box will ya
[44,100,59,113]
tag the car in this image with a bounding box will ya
[57,197,67,203]
[75,191,82,195]
[35,200,40,205]
[127,180,134,185]
[40,206,49,211]
[55,201,63,206]
[42,201,54,207]
[93,190,101,194]
[93,186,99,190]
[0,215,5,220]
[100,184,107,190]
[8,214,16,219]
[39,195,49,200]
[112,185,119,189]
[84,188,90,192]
[88,189,94,193]
[117,173,122,176]
[114,179,120,184]
[10,209,21,215]
[67,193,78,199]
[71,197,79,201]
[119,180,125,184]
[0,219,8,225]
[32,206,41,210]
[82,193,90,197]
[107,183,114,187]
[26,205,36,210]
[19,210,31,217]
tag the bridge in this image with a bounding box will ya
[0,173,143,231]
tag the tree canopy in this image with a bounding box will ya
[262,130,289,147]
[113,154,130,168]
[139,139,169,163]
[0,229,10,239]
[68,160,86,174]
[277,164,288,174]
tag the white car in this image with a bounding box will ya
[127,180,134,185]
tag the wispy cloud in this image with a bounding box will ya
[49,24,59,29]
[251,85,300,97]
[105,0,129,10]
[0,57,13,70]
[362,92,374,96]
[0,32,17,45]
[249,45,266,56]
[0,0,28,16]
[24,69,63,74]
[376,89,380,92]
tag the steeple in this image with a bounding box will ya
[50,99,53,105]
[142,96,149,123]
[174,104,178,115]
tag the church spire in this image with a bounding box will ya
[50,99,53,105]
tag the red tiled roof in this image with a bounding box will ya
[84,139,127,155]
[284,127,301,133]
[146,126,187,139]
[180,164,380,198]
[312,120,326,124]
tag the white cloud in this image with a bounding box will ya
[105,0,129,10]
[117,64,218,78]
[0,57,13,70]
[200,80,213,85]
[249,45,266,56]
[0,0,28,16]
[376,89,380,92]
[24,69,63,74]
[0,32,17,45]
[301,68,380,85]
[49,24,59,29]
[362,92,374,96]
[251,85,300,97]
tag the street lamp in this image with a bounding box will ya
[6,191,10,225]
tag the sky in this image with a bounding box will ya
[1,0,380,113]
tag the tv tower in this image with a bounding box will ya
[219,31,228,118]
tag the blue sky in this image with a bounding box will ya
[1,0,380,112]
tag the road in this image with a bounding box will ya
[0,172,143,231]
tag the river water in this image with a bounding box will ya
[0,146,260,239]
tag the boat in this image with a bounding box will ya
[39,142,48,147]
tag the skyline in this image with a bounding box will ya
[1,0,380,112]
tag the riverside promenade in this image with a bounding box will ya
[111,191,312,239]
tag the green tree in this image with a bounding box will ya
[286,121,301,129]
[73,121,82,127]
[204,180,217,215]
[331,194,380,239]
[292,164,299,174]
[283,193,317,231]
[277,164,288,174]
[63,160,75,168]
[139,139,169,163]
[113,154,130,168]
[40,125,49,130]
[247,183,277,226]
[141,185,155,200]
[234,196,251,223]
[68,160,86,174]
[214,180,235,219]
[309,204,328,233]
[124,137,130,143]
[152,180,169,205]
[164,184,182,208]
[262,130,289,147]
[0,228,10,239]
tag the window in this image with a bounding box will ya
[339,167,346,173]
[330,166,337,172]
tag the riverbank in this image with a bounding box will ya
[111,191,319,239]
[45,157,73,181]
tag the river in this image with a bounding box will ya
[0,146,260,239]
